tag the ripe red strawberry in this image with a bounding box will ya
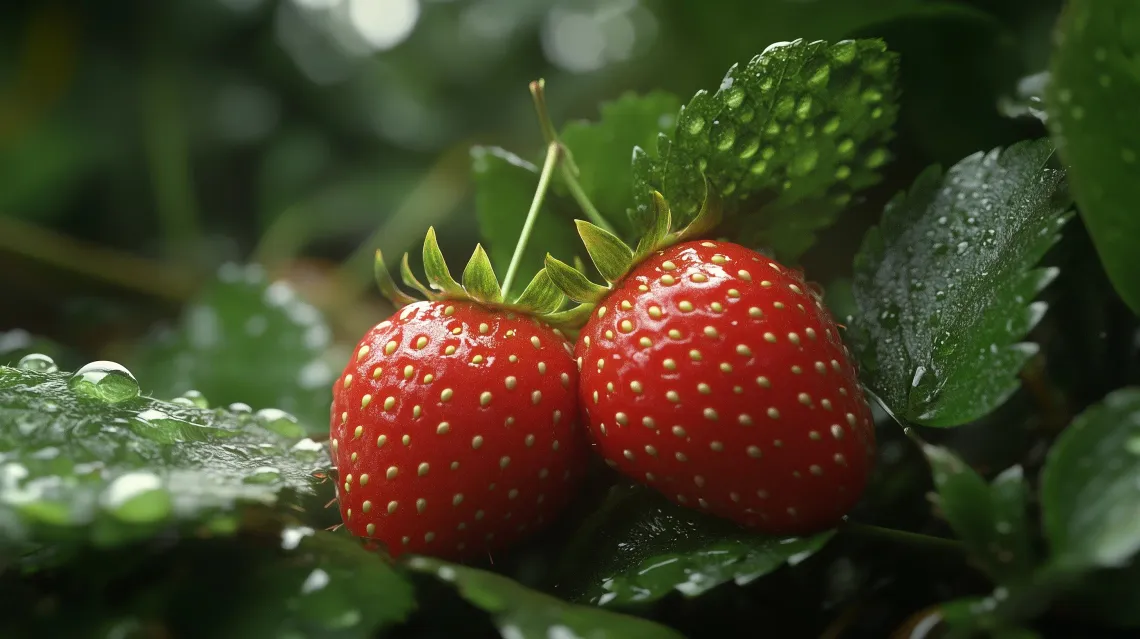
[330,232,587,559]
[570,239,875,535]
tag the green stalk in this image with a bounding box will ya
[528,79,617,236]
[501,141,561,298]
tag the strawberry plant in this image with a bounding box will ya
[2,1,1140,637]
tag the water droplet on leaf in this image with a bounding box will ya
[68,361,140,403]
[101,472,172,523]
[17,353,58,373]
[256,408,305,438]
[244,466,282,484]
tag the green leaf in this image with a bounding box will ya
[400,252,434,298]
[922,445,1035,582]
[632,38,899,260]
[555,485,834,606]
[575,220,635,284]
[407,556,684,639]
[513,269,565,315]
[0,529,414,638]
[422,226,465,297]
[130,264,337,431]
[634,191,673,259]
[374,249,417,306]
[850,140,1072,427]
[544,255,609,305]
[559,91,682,237]
[1041,387,1140,569]
[472,145,581,289]
[461,244,503,304]
[0,365,325,551]
[1046,0,1140,315]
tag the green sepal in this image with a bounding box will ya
[576,219,635,284]
[634,191,673,260]
[673,179,723,242]
[544,303,595,331]
[400,253,434,298]
[545,254,610,304]
[461,244,504,304]
[373,249,417,307]
[422,227,465,297]
[513,268,565,315]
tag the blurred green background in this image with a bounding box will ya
[0,0,1059,394]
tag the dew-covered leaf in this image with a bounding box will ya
[130,263,338,433]
[1041,387,1140,570]
[553,485,833,606]
[0,529,414,638]
[407,555,684,639]
[559,91,681,238]
[850,140,1072,427]
[922,445,1035,583]
[0,365,326,551]
[632,38,899,260]
[473,146,582,290]
[1046,0,1140,315]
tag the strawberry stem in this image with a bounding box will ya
[842,522,964,555]
[502,141,562,298]
[529,79,617,236]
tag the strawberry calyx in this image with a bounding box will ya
[373,227,585,328]
[543,182,724,326]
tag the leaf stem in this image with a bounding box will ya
[841,521,964,555]
[501,141,561,299]
[528,79,617,236]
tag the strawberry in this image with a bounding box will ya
[330,229,588,559]
[545,192,875,536]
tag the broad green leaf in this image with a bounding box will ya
[554,485,833,606]
[1046,0,1140,315]
[407,556,684,639]
[472,145,582,290]
[922,445,1035,582]
[850,140,1071,427]
[559,91,681,238]
[632,38,899,260]
[130,263,337,432]
[0,529,414,638]
[0,365,325,551]
[1041,387,1140,569]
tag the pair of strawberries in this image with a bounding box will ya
[329,215,876,560]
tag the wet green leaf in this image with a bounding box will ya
[407,555,684,639]
[922,445,1035,582]
[632,38,899,260]
[1046,0,1140,315]
[851,140,1072,427]
[559,91,681,238]
[554,485,834,606]
[473,145,582,290]
[0,365,325,551]
[1041,387,1140,569]
[131,263,337,432]
[0,529,414,638]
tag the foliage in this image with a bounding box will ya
[3,1,1140,637]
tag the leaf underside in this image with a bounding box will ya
[851,139,1071,427]
[632,38,899,261]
